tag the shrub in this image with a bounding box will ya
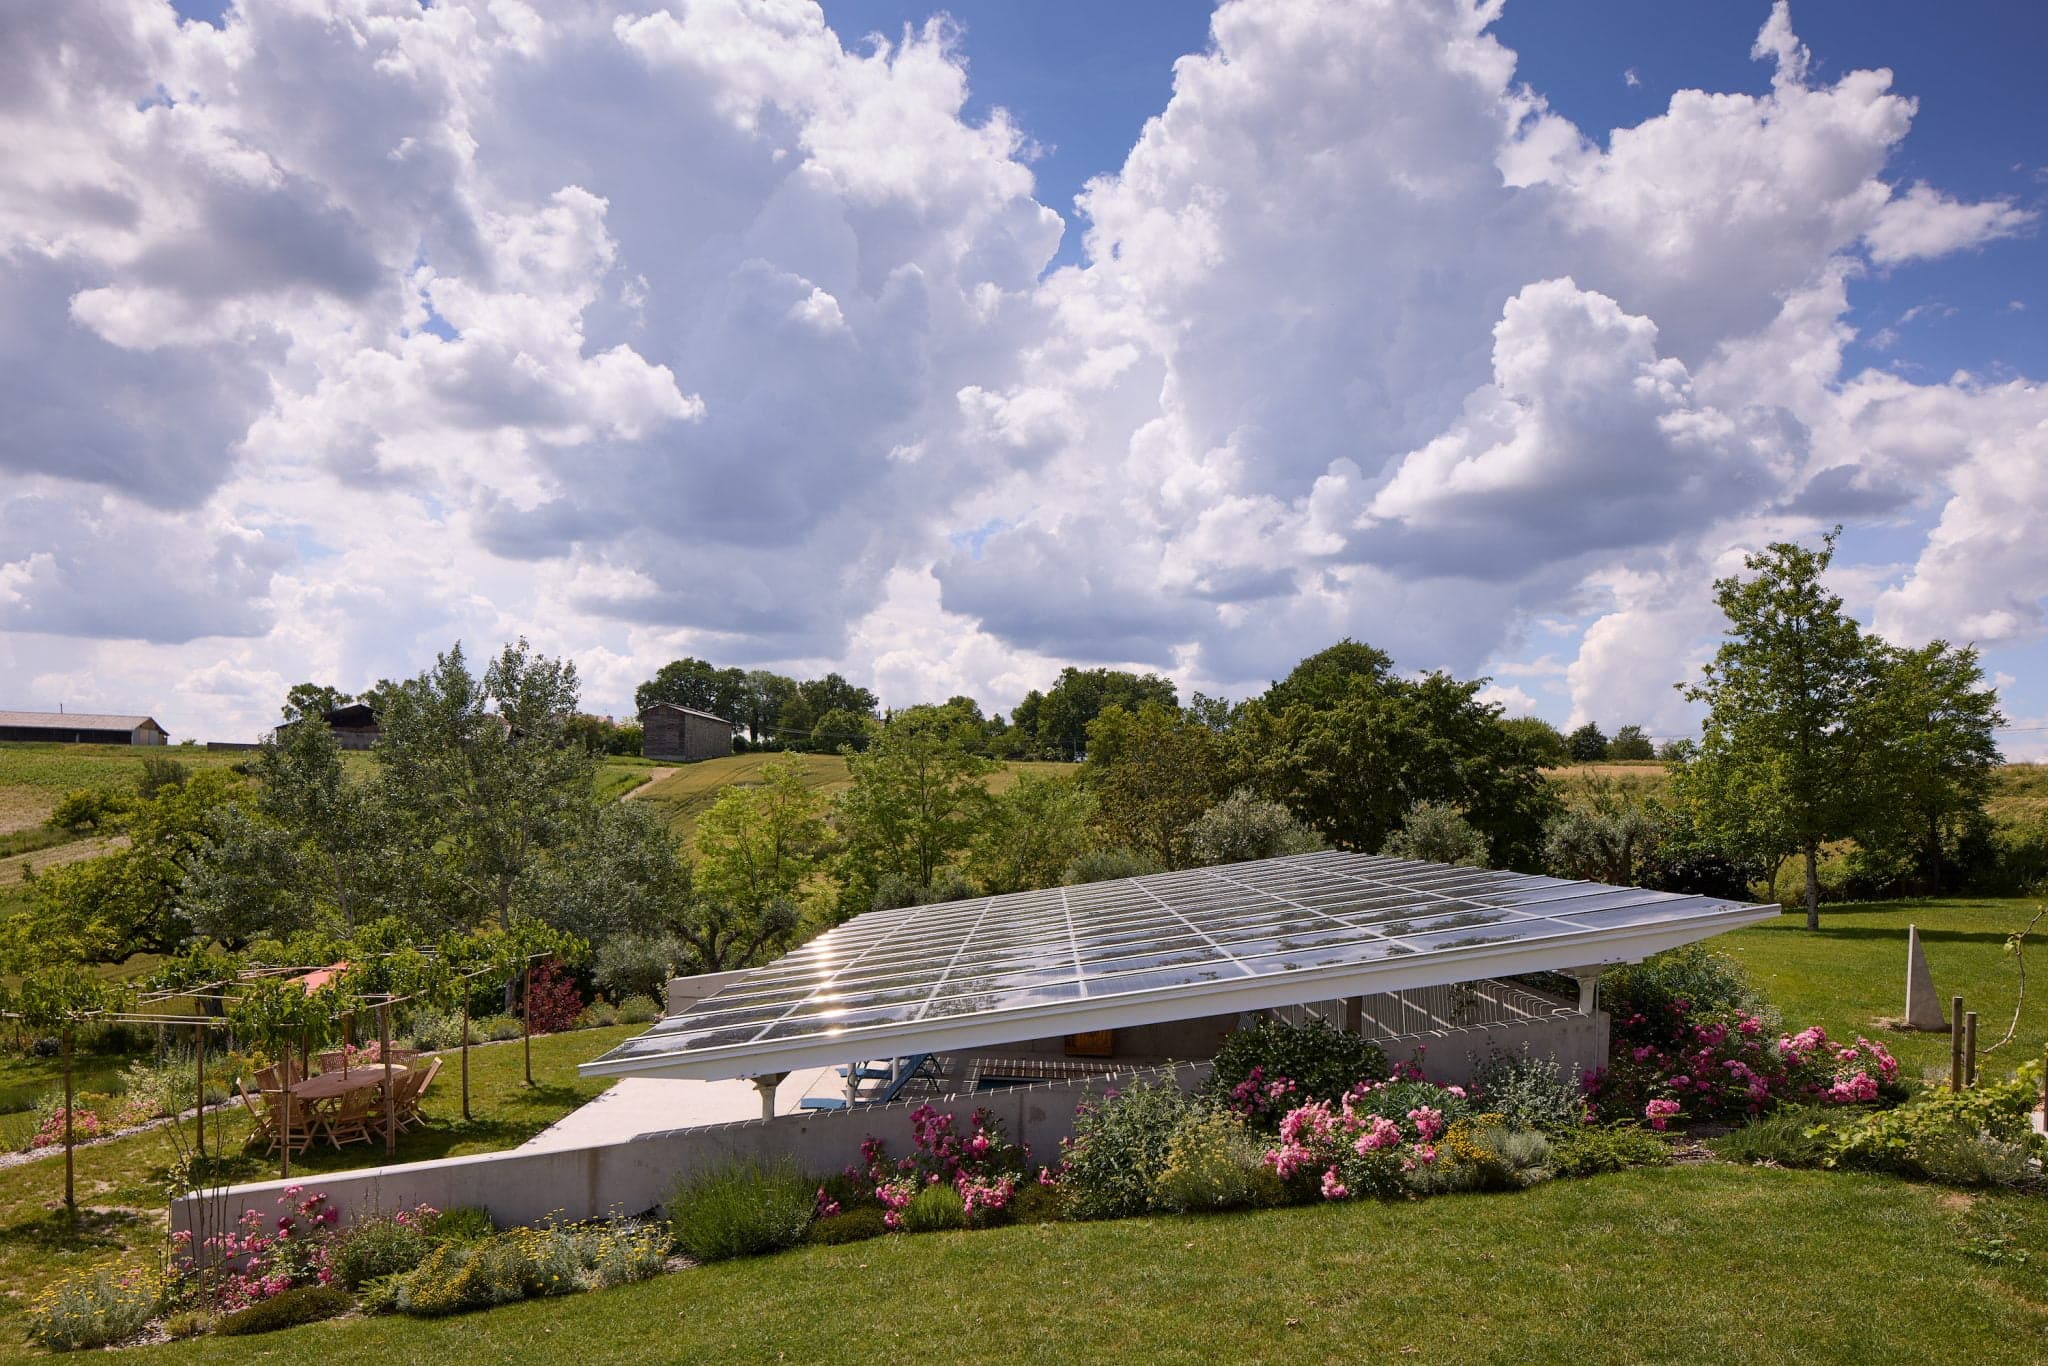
[50,786,135,833]
[161,1309,213,1339]
[618,996,661,1025]
[576,1001,621,1030]
[1603,944,1763,1029]
[523,959,584,1035]
[1713,1108,1840,1169]
[1550,1125,1671,1178]
[427,1206,496,1243]
[1381,800,1487,867]
[215,1285,352,1336]
[1062,847,1164,884]
[358,1274,405,1315]
[479,1014,523,1042]
[405,1009,464,1053]
[506,1220,669,1294]
[1472,1050,1584,1133]
[900,1183,968,1233]
[1264,1079,1474,1202]
[808,1207,891,1245]
[667,1161,815,1262]
[396,1236,534,1317]
[593,932,684,1005]
[856,1104,1024,1228]
[331,1209,436,1289]
[27,1267,161,1351]
[1829,1075,2045,1187]
[1005,1181,1066,1224]
[1208,1018,1387,1125]
[1186,789,1322,866]
[1058,1080,1192,1220]
[1409,1115,1531,1195]
[1150,1109,1283,1213]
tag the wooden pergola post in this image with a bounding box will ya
[521,963,534,1088]
[192,1021,205,1162]
[61,1024,76,1215]
[460,988,472,1121]
[381,1001,396,1157]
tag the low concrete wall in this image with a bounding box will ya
[172,1062,1209,1241]
[1377,1009,1608,1089]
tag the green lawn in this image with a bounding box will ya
[138,1165,2048,1365]
[0,1026,634,1356]
[1719,897,2047,1081]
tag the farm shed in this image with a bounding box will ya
[321,702,382,750]
[639,702,735,762]
[0,709,169,745]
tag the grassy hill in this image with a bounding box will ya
[1544,758,2048,825]
[632,753,1073,842]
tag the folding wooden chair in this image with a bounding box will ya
[235,1080,277,1147]
[397,1056,441,1132]
[320,1088,378,1148]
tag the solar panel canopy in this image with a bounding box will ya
[581,849,1776,1082]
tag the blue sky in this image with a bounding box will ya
[17,1,2048,752]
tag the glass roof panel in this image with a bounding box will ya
[584,849,1773,1081]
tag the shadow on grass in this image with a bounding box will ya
[0,1206,146,1255]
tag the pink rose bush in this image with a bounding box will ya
[1591,1005,1903,1129]
[1263,1079,1472,1202]
[853,1104,1023,1230]
[168,1186,342,1312]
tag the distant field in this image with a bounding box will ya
[0,743,258,833]
[634,753,1074,842]
[1541,759,2047,826]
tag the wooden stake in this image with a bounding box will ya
[460,993,472,1122]
[1950,995,1965,1092]
[193,1022,205,1162]
[1963,1010,1978,1088]
[381,1002,396,1157]
[521,964,533,1088]
[280,1033,293,1181]
[62,1025,75,1215]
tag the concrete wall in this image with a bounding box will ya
[172,1062,1209,1243]
[1376,1009,1608,1089]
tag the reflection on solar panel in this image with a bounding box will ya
[581,849,1775,1081]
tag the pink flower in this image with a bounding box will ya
[1644,1099,1681,1130]
[1319,1168,1350,1201]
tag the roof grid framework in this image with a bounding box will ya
[583,850,1776,1081]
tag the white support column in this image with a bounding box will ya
[1562,967,1605,1016]
[750,1072,788,1120]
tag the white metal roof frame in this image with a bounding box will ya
[581,853,1776,1083]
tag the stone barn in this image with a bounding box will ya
[639,703,735,762]
[0,710,169,745]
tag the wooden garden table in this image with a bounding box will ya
[291,1063,408,1102]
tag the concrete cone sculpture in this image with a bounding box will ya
[1904,923,1947,1031]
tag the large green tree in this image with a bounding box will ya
[692,754,831,923]
[964,772,1097,893]
[1229,664,1554,867]
[833,713,994,906]
[635,657,749,722]
[1677,531,1881,929]
[188,713,426,946]
[1857,639,2003,890]
[1082,703,1226,870]
[377,640,596,953]
[1021,667,1180,760]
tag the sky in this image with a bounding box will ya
[3,1,2046,756]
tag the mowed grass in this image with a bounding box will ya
[139,1165,2048,1365]
[636,753,1073,841]
[1718,896,2048,1081]
[0,1026,634,1355]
